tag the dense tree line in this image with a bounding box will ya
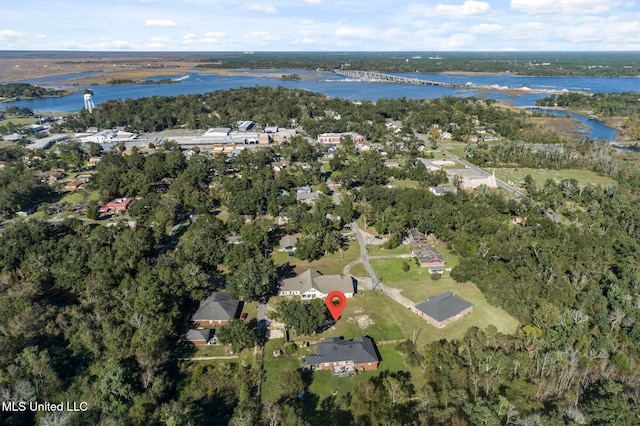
[196,51,640,77]
[0,83,66,100]
[536,92,640,117]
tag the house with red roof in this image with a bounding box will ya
[99,197,132,214]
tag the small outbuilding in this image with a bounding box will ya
[415,291,473,328]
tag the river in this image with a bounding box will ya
[5,70,639,141]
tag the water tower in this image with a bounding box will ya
[83,93,95,113]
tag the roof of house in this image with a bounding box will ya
[415,291,473,322]
[430,185,458,195]
[185,328,211,342]
[191,292,240,322]
[296,191,321,202]
[99,197,132,212]
[412,246,445,264]
[280,235,298,249]
[280,269,354,296]
[305,336,379,366]
[409,228,427,242]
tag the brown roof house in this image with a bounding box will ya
[412,246,446,268]
[184,328,211,346]
[279,269,355,299]
[191,292,241,326]
[415,291,473,328]
[304,336,380,375]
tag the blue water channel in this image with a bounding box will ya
[5,70,639,141]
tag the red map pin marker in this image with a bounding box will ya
[325,290,347,321]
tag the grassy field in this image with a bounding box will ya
[494,167,616,188]
[367,258,519,338]
[0,117,36,126]
[272,241,360,276]
[350,262,367,277]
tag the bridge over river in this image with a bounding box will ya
[334,69,468,88]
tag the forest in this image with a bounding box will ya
[0,86,639,424]
[0,83,68,100]
[195,51,640,77]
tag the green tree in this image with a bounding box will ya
[225,256,277,301]
[216,319,256,353]
[274,299,327,335]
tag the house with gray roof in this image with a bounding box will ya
[414,291,473,328]
[191,292,240,326]
[279,269,355,299]
[184,328,211,346]
[304,336,380,374]
[279,235,298,251]
[412,245,445,268]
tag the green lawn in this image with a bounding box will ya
[494,167,616,188]
[350,262,367,277]
[0,117,36,126]
[261,339,305,402]
[262,338,425,403]
[272,241,360,276]
[367,257,519,338]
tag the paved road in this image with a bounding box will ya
[352,221,415,309]
[320,165,341,205]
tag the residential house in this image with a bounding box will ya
[279,269,355,299]
[429,186,458,196]
[191,292,240,326]
[271,161,287,172]
[279,235,298,251]
[412,246,446,268]
[42,170,65,184]
[98,197,132,214]
[304,336,380,374]
[414,291,473,328]
[88,157,102,167]
[459,173,498,190]
[64,179,88,191]
[407,228,427,243]
[184,329,211,346]
[297,191,321,205]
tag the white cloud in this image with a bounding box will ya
[430,1,493,18]
[183,33,196,40]
[335,27,375,38]
[243,31,279,41]
[247,4,278,13]
[290,38,317,45]
[510,0,622,15]
[0,29,45,41]
[305,0,322,3]
[300,29,322,37]
[205,32,225,38]
[469,23,504,34]
[145,19,177,27]
[95,39,131,49]
[150,36,170,42]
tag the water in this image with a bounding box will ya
[4,70,639,141]
[533,109,619,141]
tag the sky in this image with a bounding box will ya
[2,0,640,51]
